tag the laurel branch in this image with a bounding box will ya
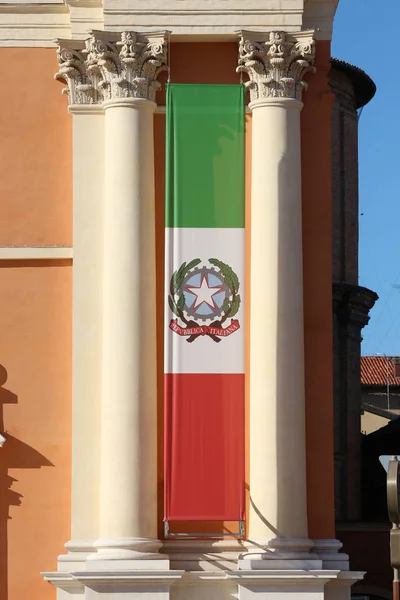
[168,258,201,322]
[168,258,241,341]
[208,258,241,324]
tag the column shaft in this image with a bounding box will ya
[69,107,104,559]
[51,31,168,581]
[249,98,308,541]
[99,98,158,543]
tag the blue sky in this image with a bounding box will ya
[331,0,400,356]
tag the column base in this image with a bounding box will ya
[227,569,339,600]
[43,538,172,598]
[43,540,94,599]
[313,539,364,600]
[312,539,350,571]
[88,538,169,567]
[233,537,363,598]
[57,540,96,572]
[239,537,322,570]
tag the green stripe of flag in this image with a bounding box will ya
[165,84,245,229]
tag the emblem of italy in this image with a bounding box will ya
[168,258,241,343]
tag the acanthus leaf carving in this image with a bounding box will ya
[55,40,97,105]
[55,30,168,106]
[237,30,316,103]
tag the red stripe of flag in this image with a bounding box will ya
[164,373,245,521]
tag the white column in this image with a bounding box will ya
[79,30,168,563]
[44,31,185,600]
[53,31,169,568]
[51,41,106,577]
[65,104,104,566]
[95,95,160,559]
[249,96,307,541]
[238,30,317,556]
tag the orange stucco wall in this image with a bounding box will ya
[0,49,72,600]
[302,40,336,539]
[0,49,72,246]
[0,261,72,600]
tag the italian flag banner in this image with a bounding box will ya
[164,84,245,522]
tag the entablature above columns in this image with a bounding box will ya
[55,30,168,104]
[0,0,338,47]
[102,0,304,39]
[303,0,340,41]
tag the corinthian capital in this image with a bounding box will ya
[84,30,168,102]
[55,39,98,105]
[55,30,168,105]
[237,30,316,103]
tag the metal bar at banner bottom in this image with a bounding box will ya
[164,520,245,539]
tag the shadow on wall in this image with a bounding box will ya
[0,364,53,600]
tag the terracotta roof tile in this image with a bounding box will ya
[361,356,400,386]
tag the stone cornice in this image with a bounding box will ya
[0,246,72,260]
[333,281,378,331]
[0,0,339,46]
[330,58,376,110]
[237,30,315,103]
[303,0,339,41]
[103,1,304,38]
[0,3,67,14]
[66,0,102,7]
[55,30,168,105]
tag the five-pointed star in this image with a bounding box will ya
[186,275,223,310]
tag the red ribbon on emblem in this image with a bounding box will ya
[170,319,240,338]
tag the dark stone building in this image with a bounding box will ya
[329,60,396,599]
[329,58,378,523]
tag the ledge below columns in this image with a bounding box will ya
[43,570,184,600]
[43,567,364,600]
[325,572,365,600]
[44,539,364,600]
[227,569,340,600]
